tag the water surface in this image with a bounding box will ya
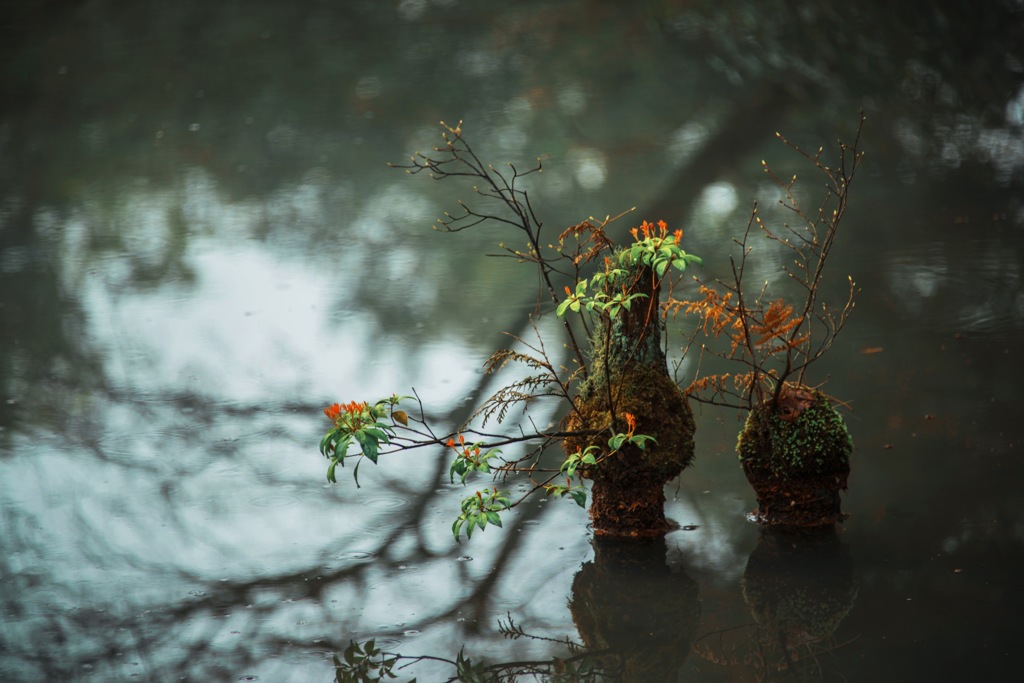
[2,1,1022,680]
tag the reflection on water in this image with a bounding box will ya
[2,0,1024,680]
[571,538,701,682]
[740,529,857,680]
[333,536,701,682]
[331,532,852,681]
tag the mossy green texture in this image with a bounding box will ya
[566,364,695,487]
[737,391,852,480]
[578,305,666,404]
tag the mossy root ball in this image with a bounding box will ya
[737,387,852,526]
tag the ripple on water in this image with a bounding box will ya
[97,430,191,460]
[248,494,298,508]
[360,493,414,532]
[330,550,376,562]
[365,494,411,512]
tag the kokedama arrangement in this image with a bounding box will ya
[318,117,864,540]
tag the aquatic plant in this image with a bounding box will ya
[672,115,866,526]
[316,116,863,538]
[318,121,702,541]
[737,392,853,479]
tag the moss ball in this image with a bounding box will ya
[737,389,852,480]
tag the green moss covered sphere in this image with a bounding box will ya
[737,390,852,479]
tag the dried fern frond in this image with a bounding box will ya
[669,286,737,337]
[483,348,550,375]
[477,347,565,427]
[750,299,805,349]
[477,377,562,426]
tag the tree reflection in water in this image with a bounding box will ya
[332,536,701,683]
[695,528,858,681]
[330,531,857,682]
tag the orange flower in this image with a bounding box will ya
[640,221,651,238]
[629,226,639,240]
[657,219,668,233]
[673,228,683,243]
[564,285,572,295]
[341,401,368,415]
[324,403,342,420]
[624,412,637,435]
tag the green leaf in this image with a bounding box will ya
[352,458,362,488]
[582,453,597,465]
[630,434,658,449]
[319,430,335,455]
[327,458,338,483]
[452,518,464,541]
[556,298,572,317]
[569,489,587,508]
[609,433,626,450]
[364,427,389,442]
[655,258,669,279]
[672,258,688,272]
[355,431,379,464]
[335,434,353,457]
[485,511,502,527]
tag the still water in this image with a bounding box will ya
[2,1,1023,681]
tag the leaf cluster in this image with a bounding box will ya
[334,639,406,683]
[548,418,657,508]
[623,219,703,279]
[320,397,406,485]
[453,488,512,542]
[448,434,502,484]
[556,276,648,319]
